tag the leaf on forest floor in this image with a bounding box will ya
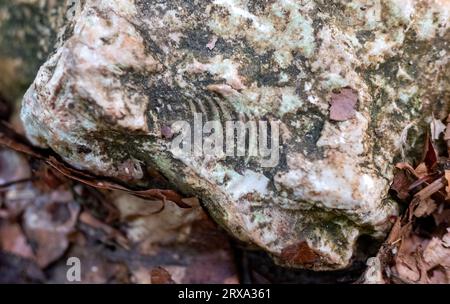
[423,231,450,279]
[396,162,420,178]
[151,267,175,284]
[23,199,80,268]
[413,198,437,218]
[391,170,413,200]
[414,163,429,179]
[380,116,450,284]
[394,233,429,283]
[423,136,438,170]
[0,223,34,259]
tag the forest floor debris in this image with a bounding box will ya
[374,115,450,284]
[0,98,448,283]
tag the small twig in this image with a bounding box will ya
[0,177,36,190]
[414,177,445,201]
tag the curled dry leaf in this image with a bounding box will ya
[386,216,402,245]
[396,162,420,178]
[391,170,412,200]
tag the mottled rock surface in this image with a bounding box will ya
[21,0,449,270]
[0,0,74,102]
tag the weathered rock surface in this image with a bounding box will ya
[0,0,75,102]
[21,0,449,270]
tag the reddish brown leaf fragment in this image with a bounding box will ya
[150,267,175,284]
[413,198,437,218]
[396,162,420,178]
[423,136,438,170]
[386,216,402,244]
[0,223,34,259]
[414,163,428,178]
[329,88,358,121]
[391,170,412,200]
[280,242,319,266]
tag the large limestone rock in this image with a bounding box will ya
[21,0,449,270]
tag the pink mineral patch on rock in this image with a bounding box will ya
[206,36,218,50]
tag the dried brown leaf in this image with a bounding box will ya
[413,198,437,218]
[423,136,438,170]
[394,233,429,283]
[423,233,450,270]
[396,162,420,178]
[280,242,319,266]
[386,216,402,244]
[151,267,175,284]
[0,223,34,259]
[391,170,412,200]
[23,200,80,268]
[414,163,429,178]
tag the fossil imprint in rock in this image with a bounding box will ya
[20,0,449,270]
